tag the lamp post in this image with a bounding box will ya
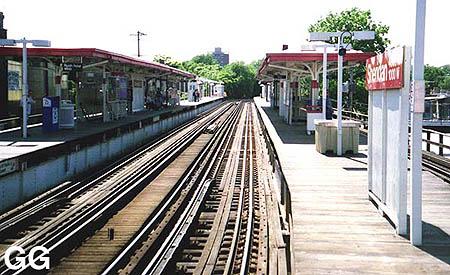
[0,38,51,138]
[301,43,338,120]
[309,31,374,155]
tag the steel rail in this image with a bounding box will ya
[134,103,244,275]
[223,104,250,275]
[100,103,243,275]
[190,105,246,275]
[0,103,232,274]
[0,104,224,239]
[240,106,255,275]
[0,104,227,248]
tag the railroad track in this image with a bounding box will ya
[95,102,288,275]
[0,101,289,274]
[0,102,234,274]
[359,126,450,183]
[422,151,450,183]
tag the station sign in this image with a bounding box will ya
[63,63,83,72]
[365,47,404,90]
[367,46,411,236]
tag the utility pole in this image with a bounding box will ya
[130,31,147,57]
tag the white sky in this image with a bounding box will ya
[0,0,448,66]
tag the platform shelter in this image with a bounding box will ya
[257,50,373,130]
[0,47,194,124]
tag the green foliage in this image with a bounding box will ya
[152,52,260,98]
[178,53,260,98]
[219,62,259,98]
[153,55,182,69]
[424,64,450,92]
[190,54,218,66]
[308,7,390,53]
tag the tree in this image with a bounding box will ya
[220,62,259,98]
[308,8,391,112]
[424,64,450,92]
[190,54,218,66]
[153,55,182,69]
[308,7,390,53]
[152,53,261,98]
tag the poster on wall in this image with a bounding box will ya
[8,71,20,90]
[118,77,128,99]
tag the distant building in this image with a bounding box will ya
[212,47,229,66]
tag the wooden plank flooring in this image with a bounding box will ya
[254,98,450,274]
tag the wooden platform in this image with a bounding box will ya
[254,98,450,274]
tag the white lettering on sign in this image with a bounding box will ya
[4,246,50,271]
[0,159,18,176]
[366,47,404,90]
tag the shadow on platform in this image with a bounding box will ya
[404,216,450,265]
[261,106,369,147]
[261,107,314,144]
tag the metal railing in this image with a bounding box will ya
[423,128,450,157]
[332,108,450,157]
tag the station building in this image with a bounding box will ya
[0,47,195,125]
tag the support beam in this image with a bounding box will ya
[410,0,426,246]
[0,20,7,118]
[322,47,328,119]
[268,64,310,75]
[337,35,344,156]
[102,65,108,122]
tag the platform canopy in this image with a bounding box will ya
[0,47,195,79]
[258,50,374,81]
[256,49,376,126]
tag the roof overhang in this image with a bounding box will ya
[258,51,375,80]
[0,47,195,79]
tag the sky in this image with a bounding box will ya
[0,0,448,66]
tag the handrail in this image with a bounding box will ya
[332,108,450,157]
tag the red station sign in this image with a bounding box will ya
[365,47,404,90]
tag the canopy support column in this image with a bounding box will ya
[102,65,108,122]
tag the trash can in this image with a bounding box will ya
[60,100,75,128]
[42,96,59,132]
[315,120,360,154]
